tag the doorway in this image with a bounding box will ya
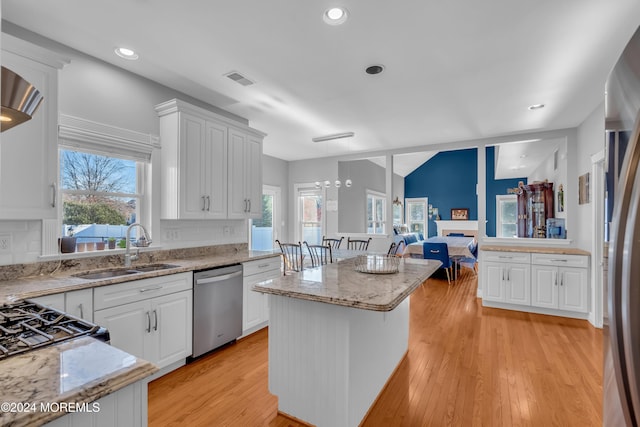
[294,183,324,244]
[250,185,281,250]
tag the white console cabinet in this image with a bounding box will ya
[481,249,590,319]
[481,251,531,305]
[531,254,589,313]
[93,272,193,370]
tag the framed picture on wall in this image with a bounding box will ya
[451,208,469,220]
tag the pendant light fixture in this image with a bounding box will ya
[312,132,355,189]
[1,67,44,132]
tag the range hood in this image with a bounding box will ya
[1,66,44,132]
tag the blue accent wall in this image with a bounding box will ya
[405,148,477,237]
[485,146,527,237]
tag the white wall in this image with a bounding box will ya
[576,102,606,252]
[263,154,290,242]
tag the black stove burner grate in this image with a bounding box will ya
[0,301,105,359]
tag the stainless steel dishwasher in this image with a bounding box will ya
[192,264,243,358]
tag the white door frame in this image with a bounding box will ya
[294,183,326,244]
[590,149,605,328]
[248,184,281,250]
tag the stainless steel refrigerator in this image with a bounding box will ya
[606,25,640,427]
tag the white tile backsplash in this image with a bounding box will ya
[0,220,42,265]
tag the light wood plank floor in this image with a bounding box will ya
[148,270,602,426]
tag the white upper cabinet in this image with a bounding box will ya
[0,35,68,219]
[228,129,262,219]
[156,99,264,220]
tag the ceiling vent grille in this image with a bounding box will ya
[225,71,255,86]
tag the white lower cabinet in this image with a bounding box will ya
[93,273,193,370]
[43,380,145,427]
[531,254,589,313]
[30,288,93,322]
[482,250,590,318]
[242,257,280,335]
[481,251,531,305]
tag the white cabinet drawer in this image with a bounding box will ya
[94,272,193,311]
[531,253,589,268]
[243,257,281,277]
[482,251,531,263]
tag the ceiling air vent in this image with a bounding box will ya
[225,71,255,86]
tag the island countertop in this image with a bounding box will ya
[253,257,441,312]
[0,337,157,427]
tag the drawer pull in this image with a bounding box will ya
[550,259,568,262]
[498,256,513,259]
[258,264,270,268]
[139,286,163,293]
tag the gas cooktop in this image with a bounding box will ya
[0,301,108,360]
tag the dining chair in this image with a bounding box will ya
[276,240,304,275]
[304,241,333,267]
[347,237,371,251]
[387,240,405,257]
[322,236,344,249]
[422,242,453,285]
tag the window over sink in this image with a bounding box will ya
[59,148,146,245]
[48,114,157,255]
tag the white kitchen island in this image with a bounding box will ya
[254,257,440,427]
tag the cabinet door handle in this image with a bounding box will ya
[139,286,163,293]
[146,311,151,333]
[248,199,251,212]
[507,268,510,281]
[51,183,57,208]
[560,272,564,286]
[554,271,558,286]
[78,303,83,319]
[153,309,158,331]
[201,196,206,211]
[502,268,505,281]
[206,195,211,211]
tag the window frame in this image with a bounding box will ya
[366,189,387,234]
[496,194,518,238]
[45,115,158,256]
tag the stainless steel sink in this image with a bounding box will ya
[132,263,180,272]
[73,264,179,280]
[74,269,139,280]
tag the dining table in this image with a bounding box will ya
[403,235,477,259]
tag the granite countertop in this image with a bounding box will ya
[0,337,157,427]
[480,244,590,256]
[253,257,441,312]
[0,245,280,426]
[0,249,280,304]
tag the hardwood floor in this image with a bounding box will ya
[148,270,602,426]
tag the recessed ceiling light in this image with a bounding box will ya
[520,154,527,158]
[115,47,139,60]
[323,7,348,25]
[365,65,385,75]
[528,104,545,110]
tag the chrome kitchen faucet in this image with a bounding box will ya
[124,223,152,267]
